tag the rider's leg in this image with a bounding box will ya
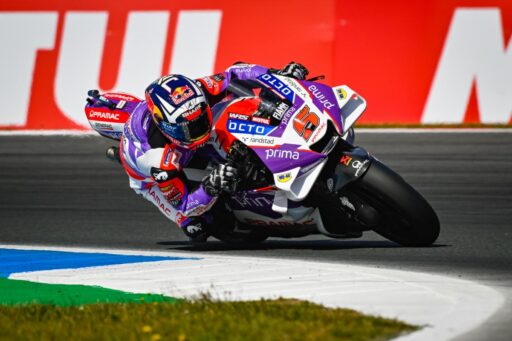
[130,179,211,242]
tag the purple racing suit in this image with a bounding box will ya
[120,63,268,229]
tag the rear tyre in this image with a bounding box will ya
[346,160,440,246]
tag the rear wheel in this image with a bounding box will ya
[345,160,440,246]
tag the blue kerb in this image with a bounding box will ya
[0,248,199,278]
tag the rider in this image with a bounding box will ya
[108,62,309,241]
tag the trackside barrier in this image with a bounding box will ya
[0,0,510,129]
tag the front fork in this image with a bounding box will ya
[332,146,373,192]
[311,141,378,237]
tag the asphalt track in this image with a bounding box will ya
[0,131,511,340]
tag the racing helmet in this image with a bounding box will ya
[145,75,212,149]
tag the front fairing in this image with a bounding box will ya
[212,73,367,205]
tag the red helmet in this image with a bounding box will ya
[145,75,212,149]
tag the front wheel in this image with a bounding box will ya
[345,160,440,246]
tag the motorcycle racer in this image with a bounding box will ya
[89,62,309,242]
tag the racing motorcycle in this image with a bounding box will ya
[86,73,440,246]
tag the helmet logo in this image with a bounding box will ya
[170,85,193,105]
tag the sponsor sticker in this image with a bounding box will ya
[227,119,274,135]
[88,110,121,121]
[336,88,347,101]
[228,112,250,121]
[308,84,336,110]
[151,169,169,182]
[94,122,114,131]
[212,73,225,82]
[248,136,275,145]
[277,172,292,183]
[170,85,194,105]
[176,212,187,225]
[257,73,294,102]
[310,121,327,143]
[232,195,273,208]
[340,155,352,166]
[252,116,270,124]
[265,148,300,160]
[116,100,126,109]
[201,76,214,88]
[352,159,369,176]
[163,148,173,167]
[272,102,290,121]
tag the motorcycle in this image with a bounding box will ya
[85,72,440,246]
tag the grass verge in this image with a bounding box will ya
[0,298,418,340]
[0,278,176,306]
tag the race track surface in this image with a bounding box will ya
[1,131,511,340]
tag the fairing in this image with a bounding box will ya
[211,73,367,226]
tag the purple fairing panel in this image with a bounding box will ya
[298,80,344,134]
[229,192,282,219]
[178,184,217,217]
[123,102,153,152]
[267,96,305,138]
[228,191,305,219]
[252,143,326,174]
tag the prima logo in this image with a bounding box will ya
[307,84,335,110]
[265,149,299,160]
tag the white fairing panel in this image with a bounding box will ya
[332,85,367,134]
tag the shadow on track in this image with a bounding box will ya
[157,239,448,252]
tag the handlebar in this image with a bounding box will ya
[226,78,282,116]
[87,89,117,110]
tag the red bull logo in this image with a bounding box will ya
[170,86,193,105]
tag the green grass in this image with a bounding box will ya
[0,298,418,341]
[0,278,177,306]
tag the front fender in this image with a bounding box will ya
[333,147,373,191]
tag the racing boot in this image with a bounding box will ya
[182,218,209,243]
[106,146,121,164]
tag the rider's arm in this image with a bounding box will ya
[197,63,268,104]
[197,62,308,105]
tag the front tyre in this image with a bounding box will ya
[346,160,440,246]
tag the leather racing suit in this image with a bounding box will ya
[120,64,269,231]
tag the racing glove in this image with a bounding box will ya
[202,163,238,197]
[277,62,309,80]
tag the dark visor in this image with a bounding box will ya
[160,107,211,145]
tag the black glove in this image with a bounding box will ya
[182,217,209,242]
[202,163,238,196]
[277,62,309,80]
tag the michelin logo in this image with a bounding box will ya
[228,119,274,135]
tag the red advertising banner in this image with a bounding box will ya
[0,0,510,129]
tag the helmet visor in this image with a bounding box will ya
[160,105,211,145]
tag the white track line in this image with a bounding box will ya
[0,130,96,136]
[0,128,510,136]
[3,244,504,341]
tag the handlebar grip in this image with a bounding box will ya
[87,89,116,110]
[226,79,255,98]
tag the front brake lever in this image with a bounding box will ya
[306,75,325,82]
